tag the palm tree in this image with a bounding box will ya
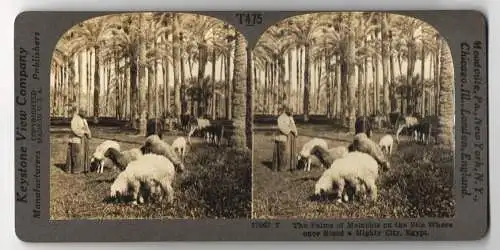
[437,37,454,147]
[287,13,325,122]
[254,25,294,110]
[69,15,117,120]
[231,32,247,148]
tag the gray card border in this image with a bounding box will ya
[14,10,489,242]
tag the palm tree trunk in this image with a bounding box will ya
[296,47,300,113]
[130,55,139,128]
[155,58,159,120]
[346,14,357,131]
[124,58,130,119]
[254,59,258,114]
[299,47,304,114]
[78,53,83,111]
[113,53,120,118]
[225,51,232,119]
[279,56,286,105]
[87,50,91,115]
[316,57,322,113]
[52,63,57,115]
[180,51,186,115]
[420,42,426,116]
[381,14,390,115]
[106,61,112,116]
[303,44,311,122]
[437,39,453,146]
[147,66,153,116]
[390,39,398,112]
[197,44,209,116]
[62,63,67,117]
[92,46,101,120]
[172,15,181,118]
[273,61,278,111]
[264,61,268,114]
[374,55,380,115]
[406,41,416,115]
[428,54,434,115]
[336,55,342,119]
[357,64,363,115]
[246,47,253,149]
[287,49,293,110]
[364,57,369,115]
[162,58,169,116]
[231,33,247,148]
[325,53,331,118]
[139,36,148,121]
[69,56,76,107]
[211,48,217,119]
[434,35,442,116]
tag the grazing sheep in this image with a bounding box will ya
[141,135,185,173]
[297,138,328,171]
[110,154,176,205]
[349,133,390,172]
[172,136,187,160]
[378,134,394,155]
[91,140,121,173]
[187,118,211,144]
[310,145,349,168]
[355,116,373,138]
[395,116,419,143]
[90,158,116,173]
[314,151,379,203]
[103,147,144,171]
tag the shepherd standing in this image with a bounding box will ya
[272,106,298,171]
[66,107,92,174]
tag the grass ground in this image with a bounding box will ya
[252,124,455,219]
[50,127,251,220]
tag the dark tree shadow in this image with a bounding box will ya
[89,178,115,184]
[261,161,273,170]
[54,163,66,171]
[293,176,319,182]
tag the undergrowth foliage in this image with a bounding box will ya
[181,146,252,218]
[382,143,455,218]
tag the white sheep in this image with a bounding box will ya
[91,140,121,173]
[171,136,187,160]
[378,134,394,155]
[104,147,144,171]
[314,151,379,203]
[310,145,349,168]
[349,133,390,172]
[298,138,328,172]
[110,153,176,205]
[141,135,185,173]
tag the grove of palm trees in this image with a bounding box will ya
[49,12,251,219]
[252,12,455,219]
[48,11,456,220]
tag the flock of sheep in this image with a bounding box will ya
[85,112,433,206]
[89,135,188,205]
[295,114,436,204]
[88,116,224,206]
